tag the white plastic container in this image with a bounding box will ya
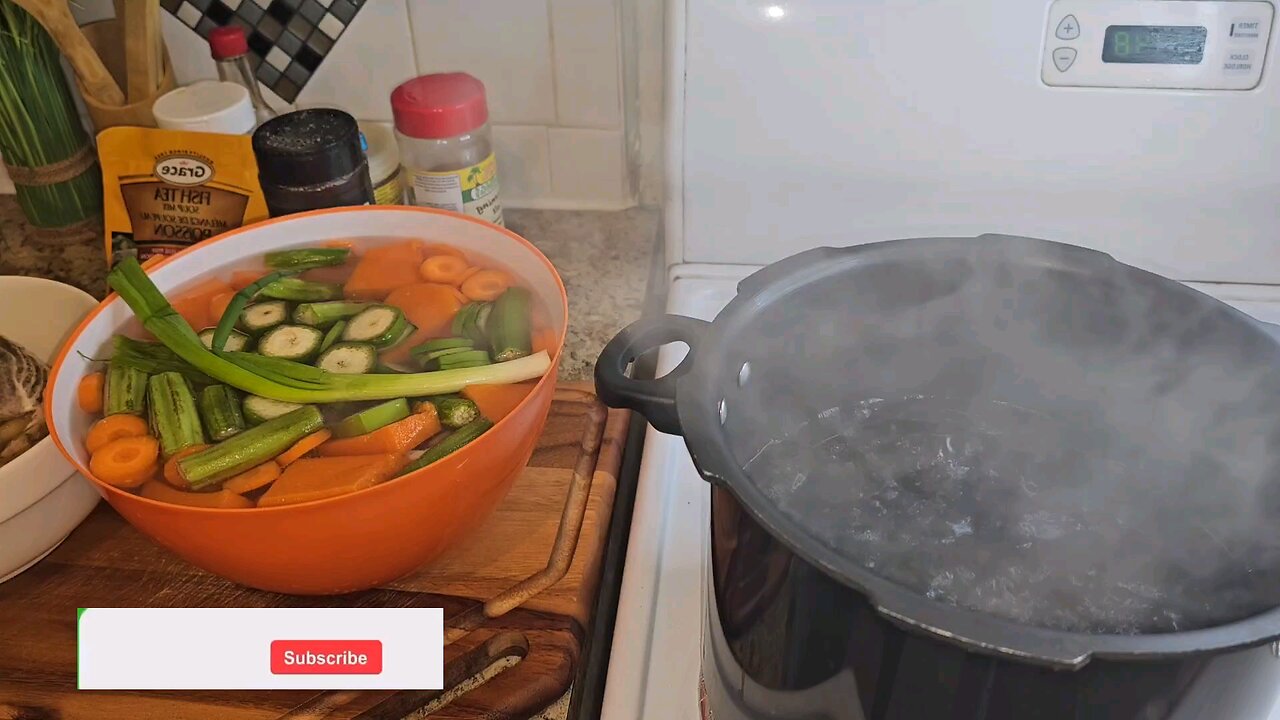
[152,81,256,135]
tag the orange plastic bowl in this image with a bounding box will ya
[45,207,567,594]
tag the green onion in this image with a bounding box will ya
[264,248,350,270]
[107,257,552,403]
[0,1,100,228]
[210,270,296,352]
[100,335,214,386]
[258,278,343,302]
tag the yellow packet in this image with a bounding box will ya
[99,127,268,266]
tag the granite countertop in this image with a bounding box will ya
[0,199,657,382]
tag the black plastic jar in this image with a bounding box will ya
[251,108,374,217]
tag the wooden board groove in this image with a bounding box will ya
[0,384,628,720]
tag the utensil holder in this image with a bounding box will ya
[76,18,175,131]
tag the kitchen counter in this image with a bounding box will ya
[0,199,658,382]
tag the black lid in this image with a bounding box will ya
[252,108,365,187]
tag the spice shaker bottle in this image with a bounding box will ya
[391,73,504,226]
[209,26,276,124]
[152,81,256,135]
[251,108,374,217]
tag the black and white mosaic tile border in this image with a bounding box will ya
[160,0,366,102]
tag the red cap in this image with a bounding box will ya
[209,26,248,60]
[391,73,489,139]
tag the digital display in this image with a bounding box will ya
[1102,25,1207,64]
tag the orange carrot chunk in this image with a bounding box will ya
[77,372,105,414]
[207,291,237,326]
[85,414,150,454]
[384,283,463,338]
[420,255,471,285]
[314,410,441,456]
[343,241,425,301]
[90,436,160,488]
[222,461,282,495]
[257,455,405,507]
[460,270,512,302]
[162,444,210,489]
[170,277,234,330]
[140,481,254,509]
[275,429,332,467]
[420,243,467,262]
[462,382,537,422]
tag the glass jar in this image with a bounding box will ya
[390,73,504,226]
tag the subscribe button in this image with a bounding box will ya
[79,608,441,690]
[271,640,383,675]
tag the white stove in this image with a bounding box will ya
[601,0,1280,716]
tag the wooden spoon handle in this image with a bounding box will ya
[11,0,125,106]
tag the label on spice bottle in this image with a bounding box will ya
[372,168,404,206]
[406,153,504,226]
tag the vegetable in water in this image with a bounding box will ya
[257,454,405,507]
[488,288,533,363]
[243,395,307,425]
[319,321,346,353]
[104,336,213,386]
[437,350,492,371]
[108,257,551,404]
[212,270,297,350]
[85,414,150,454]
[199,327,250,352]
[264,247,351,270]
[104,363,148,416]
[199,385,246,441]
[341,305,409,347]
[178,405,324,490]
[140,481,253,508]
[293,301,368,327]
[399,417,492,475]
[238,301,290,335]
[333,398,411,438]
[275,429,332,467]
[315,342,376,375]
[147,372,205,457]
[78,372,104,414]
[163,444,209,488]
[221,461,282,494]
[257,325,325,362]
[90,435,160,487]
[431,397,479,429]
[316,409,441,456]
[258,278,344,303]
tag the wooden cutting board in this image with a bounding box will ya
[0,383,628,720]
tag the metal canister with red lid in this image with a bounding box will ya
[390,73,504,227]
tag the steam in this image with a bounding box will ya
[728,240,1280,635]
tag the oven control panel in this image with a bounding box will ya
[1043,0,1273,89]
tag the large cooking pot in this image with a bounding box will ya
[596,234,1280,718]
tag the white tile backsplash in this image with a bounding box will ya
[492,125,552,204]
[37,0,640,209]
[294,0,416,122]
[550,0,622,129]
[409,0,556,126]
[548,127,629,208]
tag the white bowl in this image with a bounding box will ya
[0,276,100,582]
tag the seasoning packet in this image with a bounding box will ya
[99,126,269,266]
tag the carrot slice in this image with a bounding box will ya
[275,429,332,467]
[450,287,469,305]
[384,283,464,338]
[420,255,471,285]
[462,382,537,422]
[162,444,210,489]
[222,461,282,495]
[315,410,441,456]
[300,263,356,285]
[420,243,467,261]
[140,481,253,509]
[77,372,105,414]
[257,454,406,507]
[85,414,150,454]
[170,277,234,330]
[90,436,160,488]
[229,269,267,290]
[344,241,425,301]
[461,270,512,302]
[208,291,237,326]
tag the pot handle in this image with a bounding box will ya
[594,314,710,435]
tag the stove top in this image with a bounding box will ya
[600,264,1280,720]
